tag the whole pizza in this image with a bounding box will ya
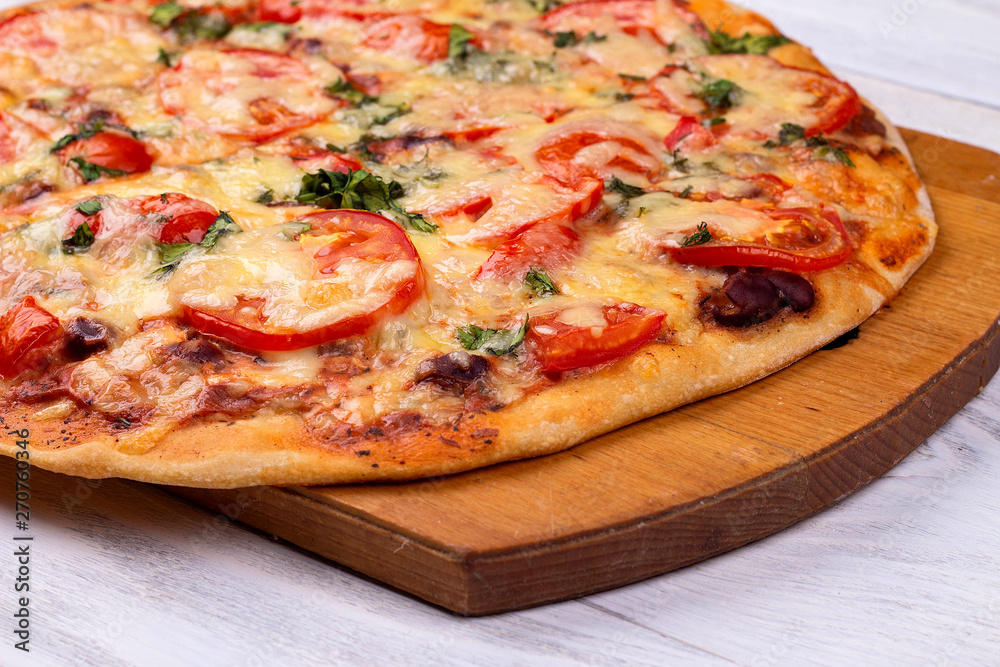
[0,0,936,487]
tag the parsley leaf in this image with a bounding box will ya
[149,1,184,28]
[607,176,645,200]
[175,11,231,42]
[547,30,605,47]
[456,318,529,356]
[371,103,411,126]
[325,78,377,107]
[51,119,140,153]
[768,123,856,167]
[681,222,713,247]
[68,158,127,182]
[697,79,740,112]
[157,47,178,67]
[255,189,275,204]
[813,144,856,167]
[154,211,242,275]
[75,199,103,216]
[61,221,95,255]
[777,122,807,146]
[296,168,436,232]
[525,268,558,296]
[707,30,791,55]
[618,73,647,82]
[668,149,690,172]
[448,24,476,58]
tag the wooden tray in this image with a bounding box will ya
[173,130,1000,616]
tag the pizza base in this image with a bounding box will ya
[0,0,936,488]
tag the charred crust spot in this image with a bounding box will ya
[65,317,111,359]
[164,338,227,369]
[874,229,928,269]
[367,427,384,436]
[439,436,461,448]
[472,428,499,439]
[355,449,370,457]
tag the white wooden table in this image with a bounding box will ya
[3,1,999,664]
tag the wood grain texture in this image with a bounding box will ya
[173,132,1000,615]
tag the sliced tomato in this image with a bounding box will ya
[182,211,423,351]
[64,204,104,240]
[0,296,61,379]
[257,0,397,23]
[541,0,708,41]
[0,12,58,56]
[668,206,853,272]
[158,48,338,142]
[536,130,661,185]
[362,16,455,63]
[527,302,665,373]
[664,116,718,153]
[138,194,219,244]
[59,131,154,175]
[275,139,364,173]
[476,223,581,281]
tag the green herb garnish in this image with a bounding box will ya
[547,30,605,48]
[707,30,790,55]
[75,199,103,216]
[681,222,713,247]
[607,176,645,200]
[618,73,647,82]
[525,268,558,296]
[149,0,184,28]
[768,123,856,167]
[371,103,411,126]
[154,211,242,275]
[697,79,740,112]
[448,24,476,58]
[296,168,436,232]
[68,158,127,182]
[61,222,95,255]
[325,78,377,107]
[456,318,529,356]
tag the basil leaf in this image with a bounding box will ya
[149,1,184,28]
[707,30,790,55]
[448,24,476,58]
[325,78,377,107]
[456,318,529,356]
[61,221,95,255]
[697,79,740,112]
[778,122,807,146]
[68,158,126,182]
[525,268,558,296]
[75,199,103,216]
[296,168,437,232]
[155,211,242,272]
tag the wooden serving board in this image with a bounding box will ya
[173,130,1000,616]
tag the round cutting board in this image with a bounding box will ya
[174,130,1000,615]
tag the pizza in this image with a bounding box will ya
[0,0,936,488]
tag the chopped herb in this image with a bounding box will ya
[61,221,95,255]
[154,211,242,274]
[241,21,280,32]
[68,158,127,182]
[607,176,645,200]
[296,168,436,232]
[614,92,634,102]
[678,185,693,199]
[769,123,856,166]
[681,222,713,247]
[813,144,856,167]
[456,318,529,356]
[636,206,647,217]
[546,30,605,47]
[697,79,740,112]
[255,189,275,204]
[51,118,139,153]
[325,78,377,107]
[528,0,562,13]
[371,103,411,126]
[325,144,346,154]
[176,11,231,42]
[157,47,178,67]
[75,199,103,216]
[668,149,689,172]
[618,73,647,82]
[281,221,312,240]
[707,30,791,55]
[525,268,559,296]
[149,1,184,28]
[448,24,476,58]
[703,117,726,128]
[777,122,807,146]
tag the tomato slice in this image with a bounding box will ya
[138,194,219,244]
[257,0,397,23]
[0,296,61,379]
[181,211,424,351]
[476,223,581,281]
[362,16,455,63]
[668,206,853,272]
[274,139,365,173]
[60,131,154,175]
[536,130,660,186]
[664,116,718,153]
[158,48,338,142]
[541,0,708,41]
[527,302,665,373]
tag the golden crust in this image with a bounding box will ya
[0,0,937,488]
